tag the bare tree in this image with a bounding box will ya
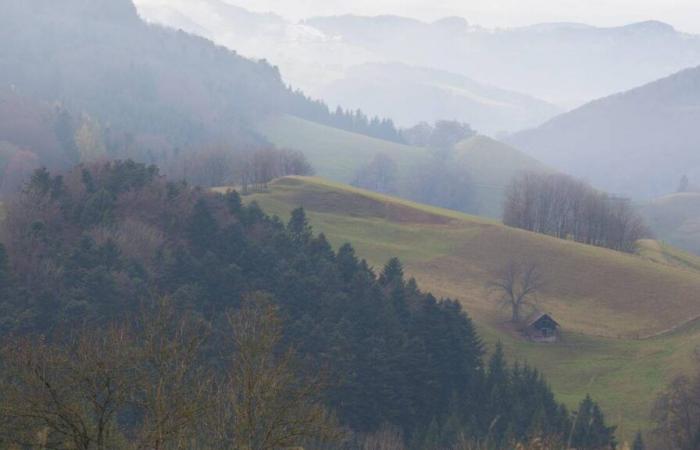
[650,374,700,450]
[0,326,134,450]
[362,424,406,450]
[503,172,649,253]
[0,299,212,450]
[352,153,397,194]
[130,299,213,450]
[213,292,342,450]
[488,262,545,323]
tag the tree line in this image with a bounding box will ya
[0,161,616,449]
[176,145,313,190]
[287,89,404,143]
[503,172,649,253]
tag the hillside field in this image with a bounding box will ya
[257,114,546,217]
[642,192,700,256]
[237,176,700,442]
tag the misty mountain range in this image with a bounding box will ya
[136,0,700,135]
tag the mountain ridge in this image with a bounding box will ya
[508,65,700,199]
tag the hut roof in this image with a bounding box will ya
[527,312,559,328]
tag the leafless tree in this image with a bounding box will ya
[212,292,342,450]
[488,262,545,323]
[361,424,406,450]
[650,373,700,450]
[130,299,213,450]
[0,326,134,450]
[503,172,649,253]
[352,153,397,194]
[0,299,212,450]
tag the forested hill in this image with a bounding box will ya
[0,161,615,448]
[2,0,286,148]
[0,0,401,187]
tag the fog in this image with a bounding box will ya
[136,0,700,33]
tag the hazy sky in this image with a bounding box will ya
[136,0,700,33]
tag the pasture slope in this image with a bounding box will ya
[642,192,700,256]
[240,176,700,442]
[257,114,546,217]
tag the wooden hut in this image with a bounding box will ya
[526,313,560,343]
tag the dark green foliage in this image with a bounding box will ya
[379,257,404,287]
[570,395,617,449]
[188,199,219,252]
[632,431,645,450]
[287,207,313,245]
[287,93,405,143]
[0,162,616,447]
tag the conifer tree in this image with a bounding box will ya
[569,395,616,449]
[380,257,404,287]
[287,207,313,244]
[187,199,218,251]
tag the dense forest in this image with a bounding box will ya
[0,161,616,448]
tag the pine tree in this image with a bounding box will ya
[187,199,218,251]
[632,431,645,450]
[287,207,312,244]
[225,190,243,215]
[379,257,404,287]
[484,343,510,441]
[570,395,616,450]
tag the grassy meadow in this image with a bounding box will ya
[643,192,700,256]
[237,176,700,441]
[257,115,546,218]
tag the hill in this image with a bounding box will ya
[508,66,700,199]
[258,115,545,217]
[316,62,562,135]
[0,161,607,448]
[453,135,549,217]
[642,192,700,255]
[1,0,382,186]
[244,176,700,438]
[1,0,291,149]
[256,114,430,183]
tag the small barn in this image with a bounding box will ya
[526,313,560,343]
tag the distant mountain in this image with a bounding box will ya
[135,0,379,95]
[1,0,398,188]
[307,16,700,107]
[1,0,294,150]
[318,62,562,135]
[139,1,700,127]
[508,66,700,199]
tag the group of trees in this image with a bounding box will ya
[286,90,404,143]
[503,172,649,252]
[0,161,617,449]
[649,359,700,450]
[401,120,476,150]
[351,142,476,214]
[178,145,313,190]
[0,296,339,449]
